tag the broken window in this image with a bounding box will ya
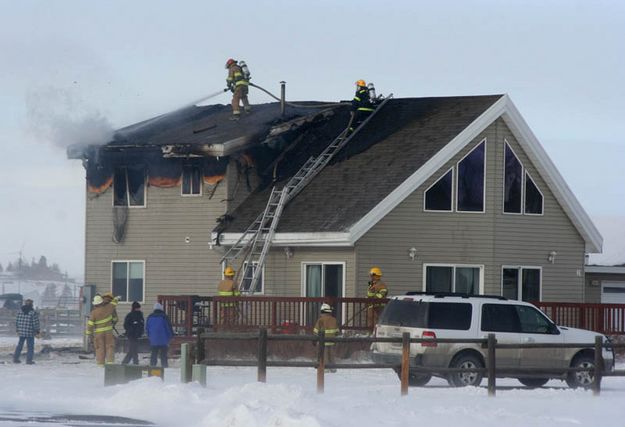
[457,140,485,212]
[112,261,144,302]
[524,173,543,215]
[113,166,146,207]
[424,169,453,211]
[503,142,523,213]
[182,164,202,196]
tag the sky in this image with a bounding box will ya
[0,0,624,278]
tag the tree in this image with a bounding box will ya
[6,262,13,272]
[41,283,58,307]
[38,256,48,269]
[0,263,3,272]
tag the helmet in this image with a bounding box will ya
[369,267,382,277]
[320,303,333,313]
[92,295,103,305]
[102,291,114,300]
[224,266,235,277]
[225,58,236,68]
[355,79,366,87]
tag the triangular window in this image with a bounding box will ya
[424,169,453,211]
[525,172,544,215]
[503,140,544,215]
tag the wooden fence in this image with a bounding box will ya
[193,329,625,396]
[0,308,82,336]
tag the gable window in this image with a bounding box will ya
[424,169,453,211]
[502,266,541,302]
[112,261,144,302]
[424,264,482,295]
[113,166,146,207]
[503,141,544,215]
[240,261,263,294]
[456,140,485,212]
[182,164,202,196]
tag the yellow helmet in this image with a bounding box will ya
[355,79,366,87]
[369,267,382,277]
[224,267,235,277]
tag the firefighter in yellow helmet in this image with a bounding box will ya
[366,267,388,332]
[350,79,375,132]
[313,303,340,372]
[217,266,241,328]
[85,294,117,366]
[225,58,251,121]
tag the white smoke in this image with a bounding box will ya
[25,87,114,148]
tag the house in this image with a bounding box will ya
[585,265,625,304]
[67,93,602,315]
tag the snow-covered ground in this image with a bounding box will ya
[1,338,624,427]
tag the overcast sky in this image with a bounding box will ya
[0,0,623,278]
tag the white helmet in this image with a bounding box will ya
[320,303,332,313]
[92,295,103,305]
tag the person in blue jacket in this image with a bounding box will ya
[146,302,174,368]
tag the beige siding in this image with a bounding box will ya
[355,119,586,301]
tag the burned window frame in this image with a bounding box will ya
[113,166,146,208]
[181,164,203,197]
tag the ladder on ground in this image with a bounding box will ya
[221,95,394,293]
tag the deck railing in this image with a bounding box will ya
[534,302,625,335]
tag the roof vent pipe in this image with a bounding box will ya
[280,81,286,116]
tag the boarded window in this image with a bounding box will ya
[114,166,145,207]
[112,261,144,302]
[424,169,453,211]
[457,141,485,212]
[504,143,522,213]
[524,173,543,214]
[182,164,202,196]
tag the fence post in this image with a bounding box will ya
[593,336,603,396]
[195,327,205,364]
[400,332,410,396]
[258,328,268,383]
[487,333,496,397]
[271,301,277,334]
[180,343,192,383]
[316,330,325,393]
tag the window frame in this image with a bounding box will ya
[500,265,542,302]
[422,263,484,294]
[110,260,146,304]
[502,140,545,216]
[300,261,346,298]
[523,171,544,216]
[423,167,454,212]
[181,164,203,197]
[455,139,487,214]
[240,261,265,294]
[112,166,147,208]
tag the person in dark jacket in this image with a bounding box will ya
[146,302,174,368]
[121,301,144,365]
[13,299,40,364]
[350,79,375,132]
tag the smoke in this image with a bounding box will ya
[25,87,114,148]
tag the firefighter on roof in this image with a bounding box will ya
[86,294,118,366]
[350,79,375,131]
[217,266,241,327]
[313,303,340,372]
[225,58,251,120]
[366,266,388,332]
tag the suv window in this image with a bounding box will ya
[378,300,472,330]
[481,304,521,332]
[516,305,554,334]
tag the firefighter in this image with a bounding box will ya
[217,266,240,327]
[86,294,118,366]
[350,79,375,131]
[313,303,340,372]
[225,58,251,120]
[101,291,119,333]
[366,266,388,332]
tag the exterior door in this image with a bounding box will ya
[304,263,344,325]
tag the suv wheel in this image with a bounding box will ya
[518,378,549,388]
[448,354,484,387]
[392,368,432,387]
[566,355,596,389]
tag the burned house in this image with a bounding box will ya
[68,94,602,311]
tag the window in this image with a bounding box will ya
[481,304,521,332]
[428,302,472,330]
[516,305,553,334]
[502,267,541,302]
[424,169,453,211]
[457,140,485,212]
[240,261,263,293]
[377,300,472,330]
[425,265,481,294]
[112,261,144,302]
[304,263,343,298]
[503,141,544,215]
[182,164,202,196]
[113,166,146,207]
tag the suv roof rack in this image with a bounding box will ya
[404,291,507,300]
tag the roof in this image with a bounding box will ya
[217,95,603,253]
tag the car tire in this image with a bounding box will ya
[448,354,484,387]
[518,378,549,388]
[392,368,432,387]
[566,355,596,389]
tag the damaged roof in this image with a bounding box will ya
[221,95,503,234]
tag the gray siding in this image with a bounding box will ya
[355,119,586,301]
[585,272,625,303]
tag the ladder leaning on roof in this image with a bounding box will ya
[221,94,394,294]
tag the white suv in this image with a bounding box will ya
[371,293,614,388]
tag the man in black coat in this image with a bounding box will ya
[121,301,144,365]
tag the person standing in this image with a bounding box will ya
[366,267,388,332]
[121,301,144,365]
[86,294,117,366]
[13,299,40,364]
[146,302,174,368]
[350,79,375,131]
[313,303,340,372]
[217,266,240,327]
[225,58,251,120]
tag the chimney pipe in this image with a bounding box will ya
[280,81,286,116]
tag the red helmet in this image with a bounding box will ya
[225,58,236,68]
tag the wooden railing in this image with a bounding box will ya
[534,302,625,335]
[158,295,381,336]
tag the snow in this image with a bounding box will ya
[1,340,625,427]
